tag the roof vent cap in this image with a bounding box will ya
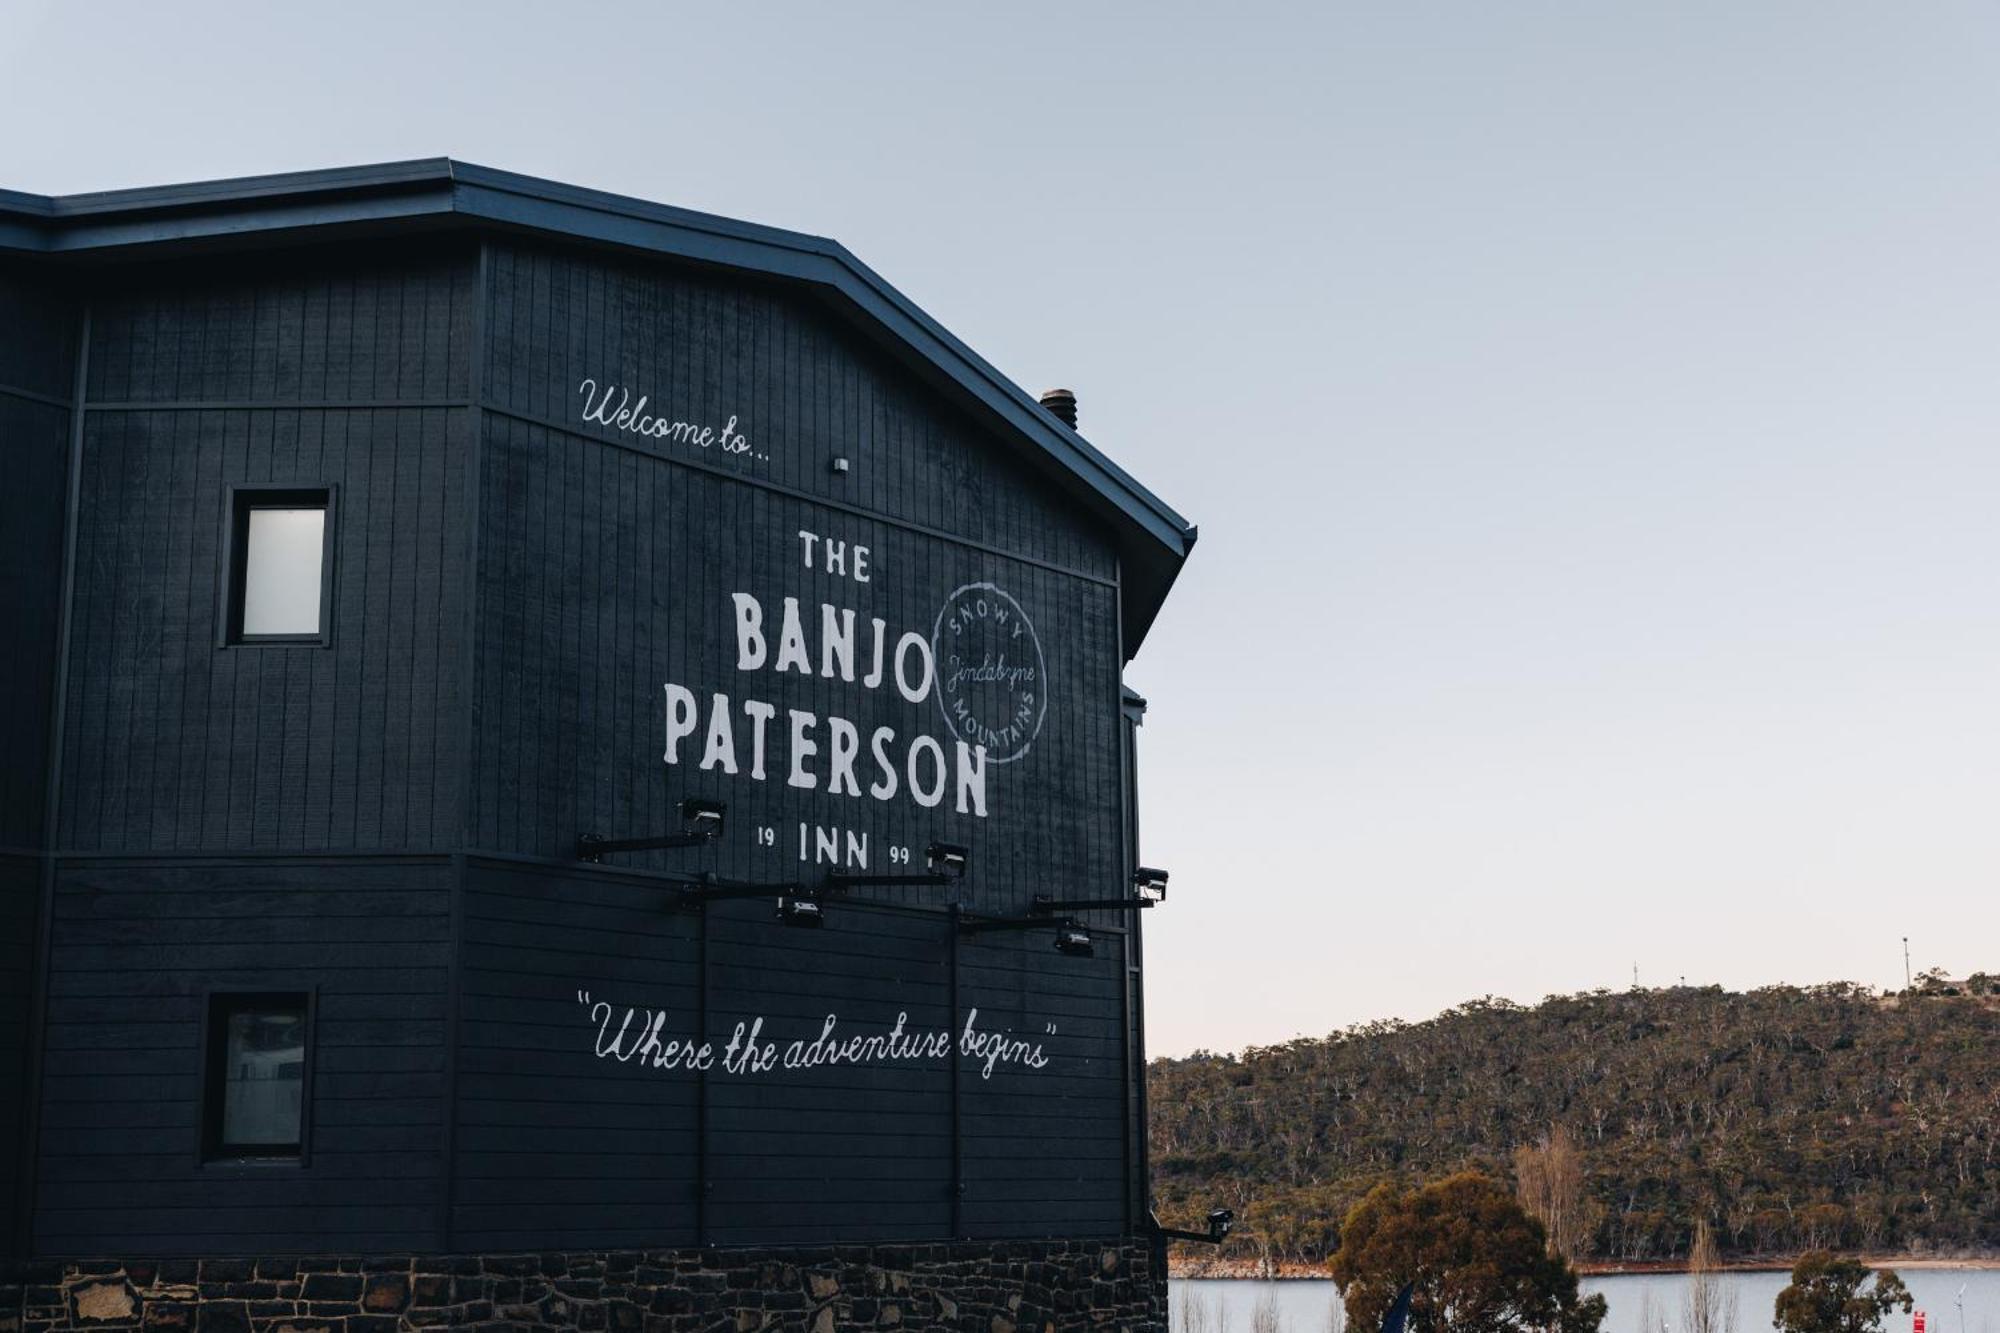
[1039,388,1078,429]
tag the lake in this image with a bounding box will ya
[1171,1271,2000,1333]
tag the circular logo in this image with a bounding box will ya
[932,583,1048,764]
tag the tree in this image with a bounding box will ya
[1515,1125,1589,1262]
[1330,1172,1608,1333]
[1772,1252,1913,1333]
[1681,1220,1736,1333]
[1150,980,2000,1267]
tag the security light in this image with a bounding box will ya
[1132,867,1169,904]
[1052,922,1094,958]
[1031,881,1165,915]
[776,896,825,928]
[958,911,1095,962]
[826,841,970,889]
[1151,1206,1236,1245]
[681,797,726,834]
[683,874,818,922]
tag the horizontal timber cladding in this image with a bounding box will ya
[955,940,1130,1239]
[31,857,453,1256]
[54,245,475,855]
[455,858,1132,1249]
[454,859,701,1250]
[0,857,36,1257]
[481,241,1115,581]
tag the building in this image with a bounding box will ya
[0,161,1197,1332]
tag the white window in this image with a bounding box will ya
[227,487,333,644]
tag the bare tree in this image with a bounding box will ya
[1178,1287,1228,1333]
[1251,1289,1284,1333]
[1177,1286,1209,1333]
[1639,1288,1665,1333]
[1515,1124,1589,1262]
[1680,1220,1738,1333]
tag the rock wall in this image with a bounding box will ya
[0,1240,1163,1333]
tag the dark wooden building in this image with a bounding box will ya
[0,162,1195,1332]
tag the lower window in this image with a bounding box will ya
[203,993,311,1161]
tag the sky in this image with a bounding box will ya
[4,2,1997,1057]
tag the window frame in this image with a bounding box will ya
[198,988,317,1167]
[220,483,337,647]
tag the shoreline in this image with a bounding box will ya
[1171,1256,2000,1281]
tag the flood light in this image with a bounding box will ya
[1132,867,1169,903]
[680,797,726,834]
[1052,921,1094,958]
[826,840,969,889]
[682,875,820,926]
[1152,1206,1236,1246]
[958,911,1096,963]
[776,896,825,928]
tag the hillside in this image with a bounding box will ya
[1147,979,2000,1269]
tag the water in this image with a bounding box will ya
[1171,1271,2000,1333]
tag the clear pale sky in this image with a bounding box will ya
[6,3,1996,1057]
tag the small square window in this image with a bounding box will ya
[203,993,312,1161]
[224,486,333,644]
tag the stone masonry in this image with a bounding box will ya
[0,1240,1164,1333]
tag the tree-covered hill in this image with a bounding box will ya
[1147,979,2000,1268]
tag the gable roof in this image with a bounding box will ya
[0,159,1195,655]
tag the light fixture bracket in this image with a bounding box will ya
[576,797,726,863]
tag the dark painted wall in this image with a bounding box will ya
[479,243,1115,581]
[33,858,451,1255]
[0,266,77,1259]
[470,244,1127,902]
[0,268,74,850]
[17,233,1145,1257]
[57,249,475,854]
[453,856,1129,1250]
[453,858,700,1250]
[0,855,37,1258]
[463,243,1136,1242]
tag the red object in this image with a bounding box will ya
[1915,1312,1926,1333]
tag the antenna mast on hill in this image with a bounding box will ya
[1903,936,1912,991]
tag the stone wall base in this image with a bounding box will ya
[1,1239,1164,1333]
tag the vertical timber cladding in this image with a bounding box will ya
[26,245,472,1257]
[462,242,1131,1247]
[1,265,79,1258]
[58,247,474,855]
